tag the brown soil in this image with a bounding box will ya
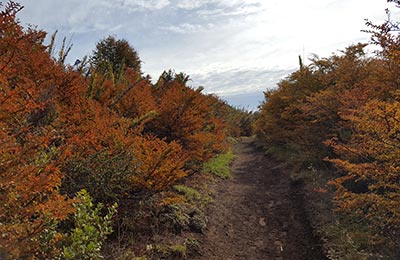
[193,138,327,260]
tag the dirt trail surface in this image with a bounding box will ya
[194,138,326,260]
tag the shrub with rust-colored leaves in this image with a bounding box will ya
[326,6,400,233]
[255,4,400,254]
[328,99,400,230]
[148,75,226,163]
[254,64,327,163]
[0,2,75,257]
[255,44,385,165]
[131,135,188,192]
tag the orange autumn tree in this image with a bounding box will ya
[254,63,329,163]
[148,71,226,165]
[59,103,188,200]
[131,135,187,191]
[298,44,382,160]
[60,40,189,205]
[87,41,227,167]
[328,100,400,229]
[200,93,254,138]
[0,3,182,257]
[119,74,157,119]
[255,43,383,166]
[327,3,400,231]
[0,1,232,258]
[0,2,77,257]
[255,0,400,238]
[62,88,185,199]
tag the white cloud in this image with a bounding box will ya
[191,68,293,96]
[175,0,209,10]
[175,0,262,12]
[15,0,400,109]
[163,23,213,33]
[117,0,171,10]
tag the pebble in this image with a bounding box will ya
[259,217,267,226]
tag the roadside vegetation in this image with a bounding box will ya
[0,2,253,259]
[202,151,236,179]
[255,1,400,259]
[2,0,400,259]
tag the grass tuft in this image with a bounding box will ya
[202,151,235,179]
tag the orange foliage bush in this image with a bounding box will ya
[0,2,75,257]
[131,135,188,191]
[255,2,400,239]
[255,65,329,163]
[255,44,385,164]
[0,1,242,257]
[328,99,400,228]
[148,74,226,163]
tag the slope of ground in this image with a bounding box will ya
[194,138,326,260]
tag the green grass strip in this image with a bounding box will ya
[202,151,235,179]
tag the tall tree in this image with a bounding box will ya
[91,36,141,77]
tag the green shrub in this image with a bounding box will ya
[188,209,207,233]
[173,184,212,207]
[157,203,191,233]
[61,151,133,204]
[173,185,202,201]
[62,190,117,260]
[147,242,187,259]
[145,238,200,259]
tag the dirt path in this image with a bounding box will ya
[194,138,326,260]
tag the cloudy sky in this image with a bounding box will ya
[16,0,399,110]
